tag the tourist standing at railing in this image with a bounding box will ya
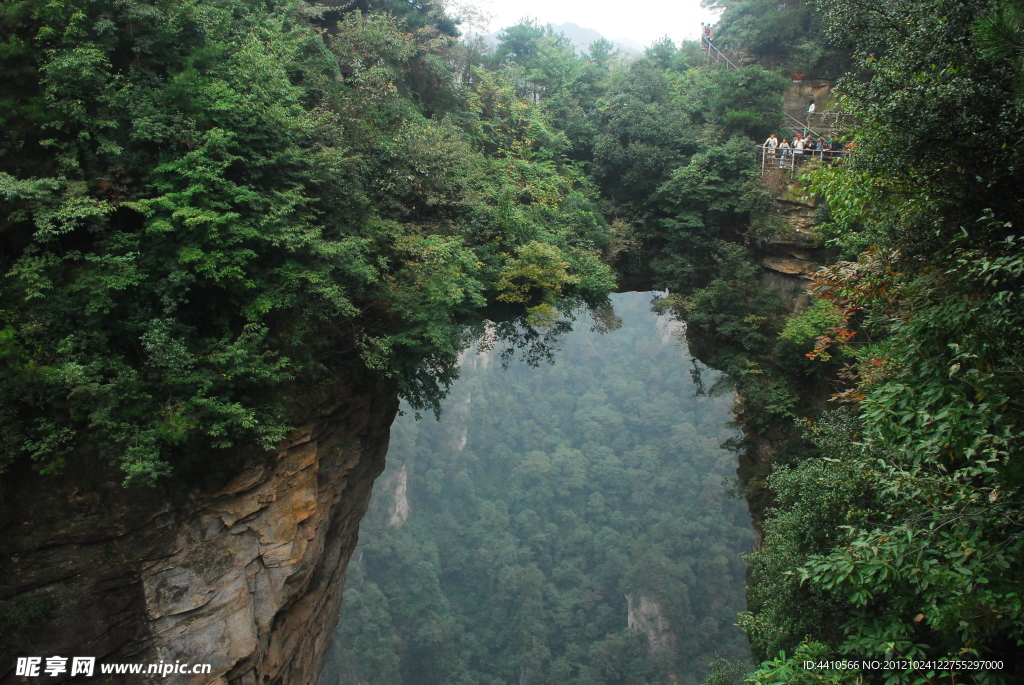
[778,138,791,167]
[794,136,805,164]
[815,136,825,158]
[763,133,778,162]
[701,22,712,42]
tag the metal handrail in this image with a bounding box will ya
[781,112,827,140]
[696,34,859,172]
[781,111,860,141]
[700,36,739,69]
[808,112,857,128]
[756,143,852,175]
[696,36,856,139]
[697,40,850,133]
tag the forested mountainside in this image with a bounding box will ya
[1,0,1024,683]
[0,0,616,486]
[707,1,1024,682]
[321,292,752,685]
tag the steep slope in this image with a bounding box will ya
[1,381,396,684]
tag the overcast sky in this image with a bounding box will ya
[469,0,720,49]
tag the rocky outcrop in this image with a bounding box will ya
[625,593,675,654]
[739,179,832,543]
[757,192,830,314]
[385,463,410,528]
[761,255,814,277]
[783,79,834,123]
[0,380,398,685]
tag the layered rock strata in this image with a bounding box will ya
[0,382,397,685]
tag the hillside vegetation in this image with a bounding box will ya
[731,1,1024,682]
[0,0,615,483]
[323,292,752,685]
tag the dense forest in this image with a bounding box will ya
[2,0,1024,683]
[0,0,617,484]
[711,1,1024,682]
[320,292,752,685]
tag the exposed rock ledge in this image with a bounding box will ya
[760,255,816,278]
[0,381,398,685]
[626,593,675,654]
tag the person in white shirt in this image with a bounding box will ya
[764,133,778,162]
[778,138,791,167]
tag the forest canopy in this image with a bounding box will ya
[0,0,615,483]
[321,293,753,685]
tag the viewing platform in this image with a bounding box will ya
[756,143,852,178]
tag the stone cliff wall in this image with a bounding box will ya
[0,381,398,685]
[757,196,827,316]
[783,79,834,123]
[682,182,828,548]
[625,593,675,654]
[745,190,831,545]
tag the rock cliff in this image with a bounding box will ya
[625,593,675,654]
[0,381,398,685]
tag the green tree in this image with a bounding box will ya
[0,1,614,483]
[738,0,1024,680]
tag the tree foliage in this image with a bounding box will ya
[0,0,614,483]
[737,0,1024,681]
[701,0,852,77]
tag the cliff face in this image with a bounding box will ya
[0,381,398,685]
[682,184,827,550]
[625,593,675,655]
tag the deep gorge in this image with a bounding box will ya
[318,292,753,684]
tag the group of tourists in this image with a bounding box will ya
[761,132,850,167]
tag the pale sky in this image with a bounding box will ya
[468,0,720,49]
